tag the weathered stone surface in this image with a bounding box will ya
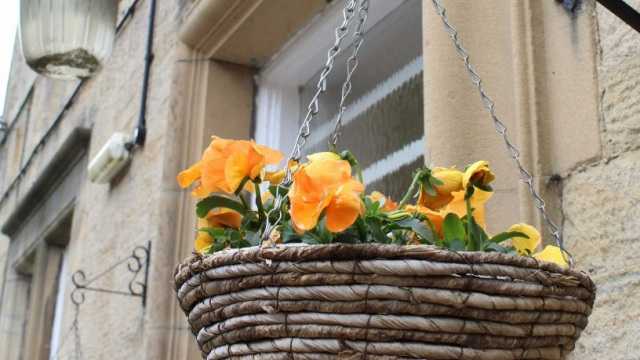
[598,55,640,159]
[563,150,640,359]
[596,0,640,160]
[596,0,640,68]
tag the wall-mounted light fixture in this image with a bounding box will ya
[19,0,119,80]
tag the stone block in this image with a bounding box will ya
[599,58,640,159]
[563,149,640,358]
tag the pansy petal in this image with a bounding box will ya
[325,190,363,233]
[533,245,570,267]
[508,223,541,255]
[247,144,266,180]
[201,156,228,193]
[254,143,285,165]
[208,209,243,228]
[463,160,495,190]
[177,162,202,188]
[224,151,249,193]
[307,152,341,162]
[194,233,213,253]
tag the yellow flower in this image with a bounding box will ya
[504,222,569,267]
[443,188,493,230]
[289,159,364,233]
[405,188,492,238]
[194,208,243,253]
[417,167,463,210]
[507,223,541,255]
[463,160,495,190]
[368,191,398,213]
[265,152,340,185]
[178,136,284,197]
[533,245,570,267]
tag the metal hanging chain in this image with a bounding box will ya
[331,0,370,147]
[430,0,574,268]
[262,0,366,243]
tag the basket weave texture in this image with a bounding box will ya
[173,244,596,360]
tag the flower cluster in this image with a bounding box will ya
[178,135,569,266]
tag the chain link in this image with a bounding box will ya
[430,0,574,268]
[331,0,369,147]
[262,0,366,243]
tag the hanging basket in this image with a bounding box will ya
[173,244,596,360]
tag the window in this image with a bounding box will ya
[254,0,423,200]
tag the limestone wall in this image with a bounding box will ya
[564,1,640,358]
[0,0,186,358]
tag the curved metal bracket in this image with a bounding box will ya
[70,241,151,307]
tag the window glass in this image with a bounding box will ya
[298,0,423,200]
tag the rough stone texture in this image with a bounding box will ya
[563,151,640,359]
[597,0,640,160]
[563,1,640,358]
[0,0,184,359]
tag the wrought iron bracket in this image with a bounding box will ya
[70,241,151,307]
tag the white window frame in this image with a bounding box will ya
[254,0,424,186]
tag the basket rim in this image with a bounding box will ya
[174,243,595,293]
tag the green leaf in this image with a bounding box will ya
[450,239,465,251]
[241,212,258,228]
[281,224,314,244]
[198,227,225,238]
[489,231,529,244]
[442,213,465,243]
[395,217,435,245]
[366,217,389,243]
[487,243,507,253]
[212,237,227,252]
[353,215,368,242]
[428,177,444,187]
[469,218,490,251]
[243,230,262,246]
[268,185,288,198]
[422,184,436,196]
[196,196,247,218]
[475,184,493,192]
[315,217,336,244]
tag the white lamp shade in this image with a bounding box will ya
[19,0,118,80]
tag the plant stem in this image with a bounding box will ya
[239,192,250,210]
[398,172,421,209]
[254,183,266,225]
[466,197,474,251]
[423,216,439,244]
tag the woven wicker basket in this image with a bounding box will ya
[173,244,596,360]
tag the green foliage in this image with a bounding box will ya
[190,151,534,258]
[196,196,247,218]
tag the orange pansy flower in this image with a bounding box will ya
[194,208,243,253]
[289,159,364,233]
[417,167,464,211]
[405,188,493,237]
[463,160,495,190]
[178,136,284,197]
[369,191,398,213]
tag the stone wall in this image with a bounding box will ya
[0,0,187,358]
[564,1,640,358]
